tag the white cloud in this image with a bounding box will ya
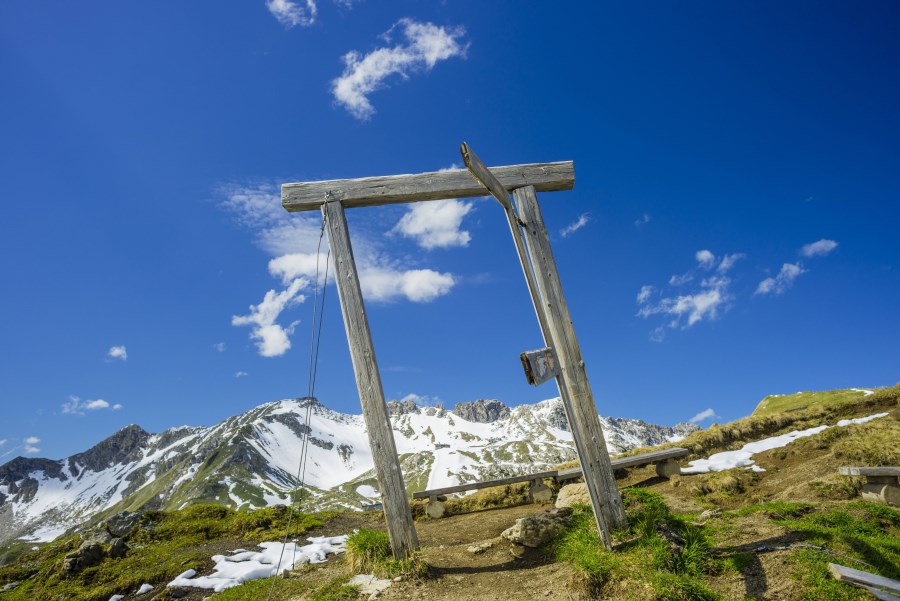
[717,253,745,274]
[560,213,592,238]
[235,371,249,378]
[755,263,806,296]
[107,345,127,361]
[395,392,441,407]
[361,267,455,303]
[232,278,308,357]
[213,342,226,352]
[266,0,317,28]
[391,199,473,249]
[23,436,41,454]
[331,18,467,120]
[636,285,654,304]
[668,273,693,286]
[638,253,738,338]
[0,439,6,447]
[695,250,715,269]
[223,183,460,356]
[62,396,122,415]
[634,213,651,228]
[800,239,838,258]
[688,408,718,424]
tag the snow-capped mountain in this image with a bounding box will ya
[0,397,696,544]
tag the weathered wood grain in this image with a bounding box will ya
[828,563,900,597]
[459,144,616,548]
[556,448,690,481]
[520,347,561,386]
[514,185,628,532]
[283,161,574,212]
[322,200,419,559]
[839,466,900,477]
[412,471,558,499]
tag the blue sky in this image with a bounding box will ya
[1,1,898,461]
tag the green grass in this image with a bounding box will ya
[553,490,724,600]
[753,388,879,416]
[0,504,343,601]
[344,529,428,579]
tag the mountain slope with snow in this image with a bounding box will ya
[0,397,695,544]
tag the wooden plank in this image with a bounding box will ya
[520,347,561,386]
[283,161,574,212]
[460,142,515,210]
[322,200,419,560]
[514,185,629,532]
[412,471,558,499]
[460,145,614,549]
[828,563,900,595]
[557,448,690,481]
[839,467,900,477]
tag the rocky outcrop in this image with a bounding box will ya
[453,400,511,423]
[69,425,151,472]
[386,399,420,416]
[501,509,572,548]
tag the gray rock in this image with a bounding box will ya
[453,400,511,423]
[61,541,105,576]
[501,513,570,548]
[698,509,722,520]
[2,582,19,591]
[555,483,590,509]
[108,537,128,559]
[386,399,420,416]
[105,511,142,538]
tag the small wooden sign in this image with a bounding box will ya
[520,347,560,386]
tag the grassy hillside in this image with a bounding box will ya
[753,387,878,416]
[0,384,897,600]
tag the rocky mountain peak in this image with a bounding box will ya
[67,424,150,474]
[453,399,511,423]
[386,399,420,416]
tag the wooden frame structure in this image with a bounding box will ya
[281,143,626,557]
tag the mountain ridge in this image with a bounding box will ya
[0,397,695,545]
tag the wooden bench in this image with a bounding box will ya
[828,563,900,600]
[556,447,690,483]
[839,466,900,506]
[412,471,557,518]
[412,448,690,518]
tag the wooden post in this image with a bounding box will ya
[322,199,419,559]
[513,185,628,530]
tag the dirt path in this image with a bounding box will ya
[378,504,581,601]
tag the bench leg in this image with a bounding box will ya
[861,476,900,506]
[425,494,446,518]
[655,458,681,479]
[529,478,553,504]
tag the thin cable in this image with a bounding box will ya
[267,217,329,601]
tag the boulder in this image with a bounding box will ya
[501,512,570,548]
[108,537,128,559]
[105,511,143,538]
[61,541,105,576]
[555,483,590,509]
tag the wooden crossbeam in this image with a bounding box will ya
[281,161,574,212]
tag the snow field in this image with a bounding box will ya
[167,536,348,592]
[682,413,889,474]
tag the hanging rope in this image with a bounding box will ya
[267,214,331,601]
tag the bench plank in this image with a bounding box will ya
[839,467,900,477]
[412,470,558,499]
[828,563,900,596]
[557,448,690,481]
